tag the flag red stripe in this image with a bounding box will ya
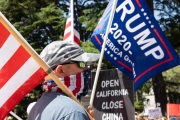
[134,58,172,82]
[64,76,70,88]
[94,34,102,45]
[117,60,133,72]
[0,22,10,48]
[154,28,173,59]
[0,46,30,89]
[65,21,71,29]
[74,36,80,45]
[0,68,46,120]
[72,73,81,96]
[63,32,71,40]
[136,0,142,8]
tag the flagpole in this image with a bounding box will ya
[71,0,75,43]
[0,12,94,120]
[90,0,118,107]
[9,111,23,120]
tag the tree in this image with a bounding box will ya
[146,0,180,116]
[154,0,180,49]
[0,0,66,53]
[163,66,180,103]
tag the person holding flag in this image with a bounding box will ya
[27,0,99,119]
[0,0,96,118]
[27,41,99,120]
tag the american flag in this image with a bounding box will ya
[0,13,47,119]
[63,0,80,45]
[63,0,90,99]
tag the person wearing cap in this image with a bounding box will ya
[27,41,99,120]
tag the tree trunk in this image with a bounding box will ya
[146,0,167,116]
[152,73,167,116]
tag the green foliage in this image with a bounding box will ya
[34,3,65,30]
[135,80,152,109]
[138,80,152,94]
[0,0,65,54]
[154,0,180,50]
[81,41,100,53]
[163,66,180,103]
[163,66,180,94]
[79,7,105,32]
[134,101,144,113]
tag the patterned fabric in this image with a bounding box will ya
[40,41,99,69]
[42,71,91,98]
[42,80,62,93]
[40,41,84,69]
[78,69,91,98]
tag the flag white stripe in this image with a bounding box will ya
[64,37,74,43]
[66,17,71,24]
[0,35,20,69]
[69,75,77,92]
[59,73,84,97]
[0,57,40,107]
[64,26,71,35]
[64,18,71,33]
[74,29,80,39]
[60,78,65,84]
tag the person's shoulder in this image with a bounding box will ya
[43,92,86,112]
[50,92,90,119]
[63,111,90,120]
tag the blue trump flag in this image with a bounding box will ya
[91,0,180,91]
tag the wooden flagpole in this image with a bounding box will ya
[90,0,118,107]
[0,12,94,120]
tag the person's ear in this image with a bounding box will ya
[54,65,64,78]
